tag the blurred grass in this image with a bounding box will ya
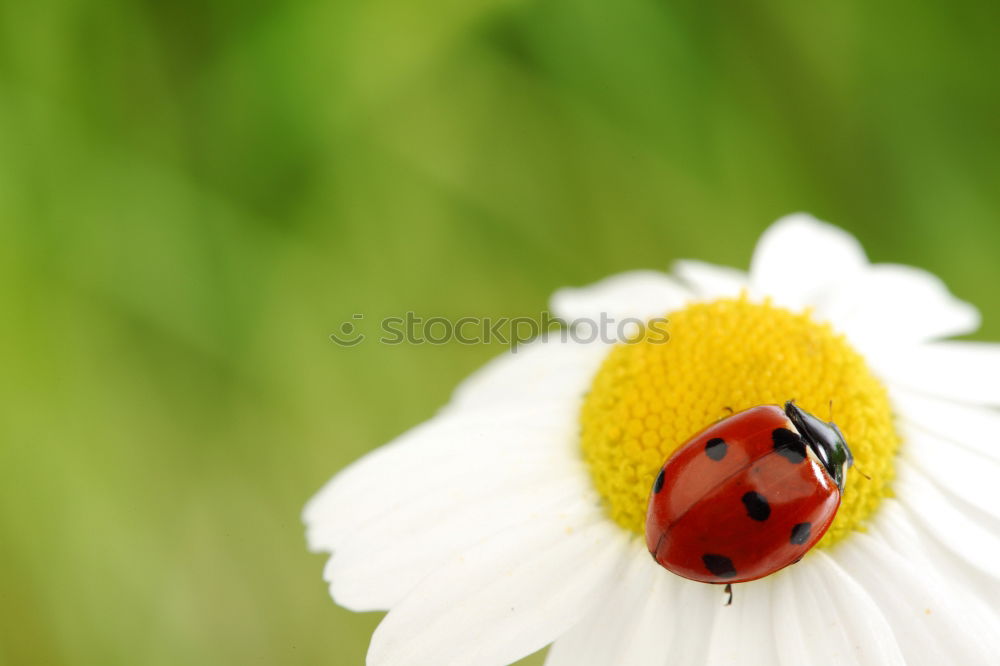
[1,0,999,664]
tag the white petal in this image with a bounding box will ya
[672,259,747,300]
[546,542,680,666]
[555,571,721,666]
[367,510,629,666]
[327,468,591,611]
[867,499,1000,613]
[901,422,1000,521]
[750,213,868,312]
[450,336,609,412]
[879,341,1000,406]
[706,576,779,665]
[894,390,1000,464]
[820,264,979,348]
[771,553,906,666]
[892,461,1000,583]
[307,335,610,611]
[547,566,720,666]
[661,578,721,665]
[549,270,692,327]
[835,531,1000,664]
[869,499,951,571]
[304,406,577,554]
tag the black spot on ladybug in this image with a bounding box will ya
[741,491,771,521]
[653,468,665,494]
[702,554,737,579]
[704,438,728,461]
[790,522,812,545]
[773,428,806,463]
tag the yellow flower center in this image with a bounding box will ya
[580,297,898,548]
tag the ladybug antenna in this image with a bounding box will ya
[828,399,835,422]
[723,406,734,415]
[853,464,872,481]
[723,583,733,607]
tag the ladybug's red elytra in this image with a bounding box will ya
[645,401,853,587]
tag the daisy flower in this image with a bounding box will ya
[305,214,1000,665]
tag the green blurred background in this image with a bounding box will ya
[2,0,999,664]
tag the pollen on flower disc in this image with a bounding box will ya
[579,297,899,548]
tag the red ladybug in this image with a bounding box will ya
[646,401,853,589]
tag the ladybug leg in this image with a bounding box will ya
[723,583,733,606]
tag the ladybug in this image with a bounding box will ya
[646,401,853,595]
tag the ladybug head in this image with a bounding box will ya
[784,401,854,492]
